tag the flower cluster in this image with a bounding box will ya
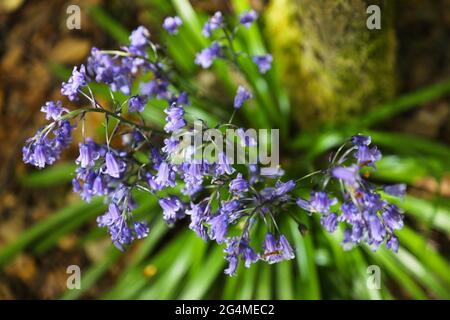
[297,135,405,252]
[23,10,406,275]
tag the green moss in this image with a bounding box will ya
[266,0,396,129]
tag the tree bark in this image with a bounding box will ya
[266,0,396,129]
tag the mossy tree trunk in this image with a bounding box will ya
[266,0,396,129]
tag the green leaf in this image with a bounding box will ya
[20,163,76,187]
[0,198,105,267]
[88,6,129,43]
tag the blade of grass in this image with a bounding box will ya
[87,6,129,43]
[19,163,76,188]
[0,198,105,267]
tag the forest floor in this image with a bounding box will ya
[0,0,449,299]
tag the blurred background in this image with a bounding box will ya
[0,0,449,299]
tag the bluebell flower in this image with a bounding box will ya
[386,235,399,253]
[252,54,272,74]
[140,79,169,99]
[163,16,182,34]
[237,128,257,147]
[159,196,185,224]
[164,103,186,133]
[297,191,337,215]
[128,95,147,113]
[40,101,68,121]
[186,201,209,240]
[239,9,258,28]
[351,134,371,147]
[87,48,132,95]
[233,85,252,109]
[354,145,381,167]
[61,65,87,101]
[76,139,100,168]
[162,137,180,155]
[92,175,105,196]
[104,151,126,178]
[215,152,234,176]
[224,235,258,276]
[384,184,407,199]
[340,202,360,223]
[208,212,229,244]
[176,91,190,106]
[23,121,74,169]
[275,180,296,196]
[154,161,177,189]
[229,173,249,194]
[97,203,121,227]
[262,233,295,264]
[368,214,386,244]
[331,165,360,186]
[382,205,404,232]
[134,221,149,239]
[320,213,338,233]
[202,11,223,37]
[129,26,150,53]
[195,42,221,69]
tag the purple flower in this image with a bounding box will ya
[240,9,258,28]
[23,121,74,169]
[384,184,407,199]
[208,213,229,244]
[154,161,176,189]
[233,86,252,109]
[129,26,150,51]
[87,48,132,95]
[237,128,257,147]
[159,196,185,224]
[215,152,234,176]
[262,233,295,264]
[351,221,364,242]
[224,235,258,276]
[92,175,105,195]
[368,214,386,243]
[140,79,169,99]
[252,54,272,74]
[331,165,360,185]
[128,95,147,113]
[202,11,223,37]
[97,203,121,227]
[351,134,371,147]
[275,180,296,196]
[195,42,221,69]
[164,103,186,133]
[386,235,399,253]
[104,152,126,178]
[40,101,68,121]
[76,139,100,168]
[229,173,249,194]
[340,202,359,223]
[382,205,404,231]
[186,201,209,240]
[176,91,190,106]
[61,65,88,101]
[320,213,338,233]
[354,145,381,167]
[297,191,337,215]
[163,16,182,34]
[134,221,149,239]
